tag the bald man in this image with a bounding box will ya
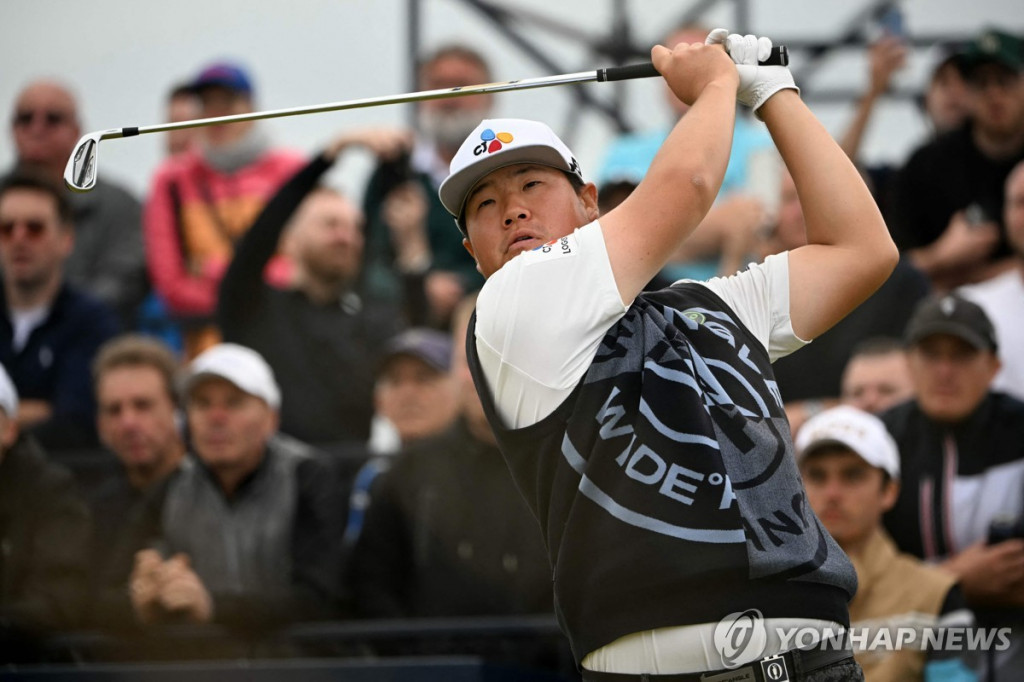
[7,80,146,328]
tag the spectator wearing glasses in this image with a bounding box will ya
[6,79,147,329]
[0,171,119,452]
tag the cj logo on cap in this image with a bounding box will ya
[473,128,514,156]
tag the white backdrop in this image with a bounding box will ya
[2,0,1022,202]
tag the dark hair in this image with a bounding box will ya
[456,169,587,235]
[598,179,638,214]
[849,336,906,360]
[93,334,182,406]
[0,170,72,226]
[420,44,492,82]
[801,443,894,489]
[168,83,197,102]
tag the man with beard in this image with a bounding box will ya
[360,45,494,329]
[217,131,405,445]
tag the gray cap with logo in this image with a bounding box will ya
[904,293,998,352]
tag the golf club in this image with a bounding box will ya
[64,47,787,193]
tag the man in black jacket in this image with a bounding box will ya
[882,293,1024,680]
[217,132,410,445]
[87,334,187,630]
[890,28,1024,289]
[0,363,91,661]
[0,171,119,452]
[350,297,550,619]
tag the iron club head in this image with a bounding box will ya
[64,130,119,193]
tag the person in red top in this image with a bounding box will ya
[143,62,304,357]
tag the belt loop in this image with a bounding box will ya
[789,648,804,677]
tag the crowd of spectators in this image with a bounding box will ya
[1,24,1023,682]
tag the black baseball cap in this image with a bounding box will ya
[956,28,1024,79]
[904,294,998,352]
[929,42,966,81]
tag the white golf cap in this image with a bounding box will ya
[795,405,900,479]
[184,343,281,409]
[438,118,584,227]
[0,363,18,419]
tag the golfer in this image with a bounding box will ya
[438,29,896,681]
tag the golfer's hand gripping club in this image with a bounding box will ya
[596,43,788,82]
[705,28,798,113]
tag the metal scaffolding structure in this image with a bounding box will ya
[404,0,979,134]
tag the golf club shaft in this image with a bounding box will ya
[64,47,787,192]
[91,48,788,141]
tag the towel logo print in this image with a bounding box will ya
[473,129,514,156]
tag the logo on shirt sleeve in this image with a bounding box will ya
[526,234,577,263]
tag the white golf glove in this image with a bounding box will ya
[706,28,798,115]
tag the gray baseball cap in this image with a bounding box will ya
[904,294,998,352]
[378,328,453,376]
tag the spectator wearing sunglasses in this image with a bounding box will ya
[6,79,146,330]
[0,171,119,453]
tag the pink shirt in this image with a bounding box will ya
[143,148,305,315]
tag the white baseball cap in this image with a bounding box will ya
[0,363,18,418]
[438,118,585,227]
[184,343,281,409]
[795,405,900,479]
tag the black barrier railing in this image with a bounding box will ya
[9,616,578,680]
[1,656,567,682]
[43,614,565,653]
